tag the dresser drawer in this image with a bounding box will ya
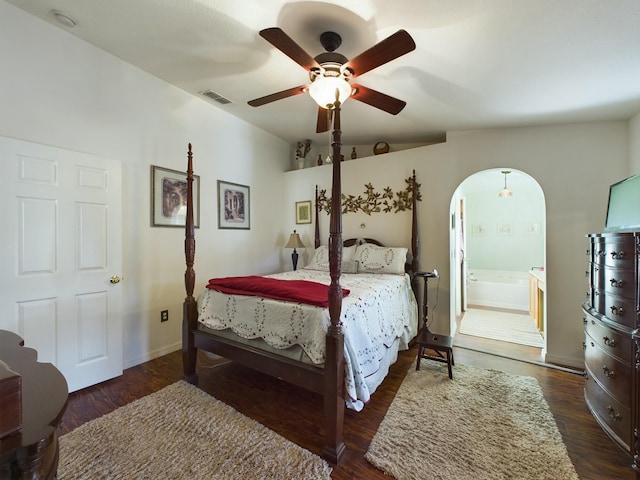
[591,263,604,291]
[585,374,632,451]
[602,265,636,300]
[592,290,639,328]
[592,236,636,269]
[585,332,631,405]
[584,312,632,363]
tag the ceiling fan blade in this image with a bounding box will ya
[259,27,320,71]
[345,30,416,78]
[350,84,407,115]
[247,85,308,107]
[316,107,333,133]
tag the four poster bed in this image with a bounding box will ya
[182,109,421,464]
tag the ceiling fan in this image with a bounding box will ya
[247,27,416,133]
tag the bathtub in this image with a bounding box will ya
[466,269,529,312]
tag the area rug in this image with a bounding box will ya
[58,381,332,480]
[365,363,578,480]
[459,308,544,347]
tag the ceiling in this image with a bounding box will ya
[6,0,640,147]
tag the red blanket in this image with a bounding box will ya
[206,275,350,308]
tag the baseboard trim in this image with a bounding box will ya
[543,351,584,371]
[124,341,181,369]
[455,344,584,375]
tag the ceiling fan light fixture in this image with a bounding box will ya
[309,75,351,108]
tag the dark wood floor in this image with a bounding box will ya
[59,345,636,480]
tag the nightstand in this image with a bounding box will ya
[414,271,454,379]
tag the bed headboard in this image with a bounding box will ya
[343,238,383,247]
[313,171,421,299]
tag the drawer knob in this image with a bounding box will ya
[610,305,625,316]
[602,366,616,379]
[603,336,617,348]
[607,405,622,421]
[611,250,625,260]
[609,278,624,288]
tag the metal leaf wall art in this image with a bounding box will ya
[317,176,421,215]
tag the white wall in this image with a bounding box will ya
[631,112,640,172]
[464,182,545,271]
[0,2,290,367]
[285,122,629,368]
[2,1,637,372]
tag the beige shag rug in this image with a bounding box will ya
[58,381,332,480]
[460,308,544,347]
[366,363,579,480]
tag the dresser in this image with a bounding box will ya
[583,232,640,472]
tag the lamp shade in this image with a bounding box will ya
[309,76,351,108]
[285,231,305,249]
[498,187,513,198]
[498,170,513,197]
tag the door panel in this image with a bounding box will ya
[0,136,123,392]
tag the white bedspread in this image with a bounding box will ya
[198,270,418,410]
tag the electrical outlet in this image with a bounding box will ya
[160,310,169,322]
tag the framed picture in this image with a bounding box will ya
[296,200,312,224]
[497,223,513,236]
[472,223,486,237]
[218,180,250,229]
[151,165,200,228]
[524,222,541,235]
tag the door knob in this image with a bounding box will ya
[110,275,122,284]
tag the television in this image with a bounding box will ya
[604,172,640,232]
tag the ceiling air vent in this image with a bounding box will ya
[200,90,232,104]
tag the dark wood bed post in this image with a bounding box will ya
[323,99,346,464]
[182,143,198,384]
[314,185,321,248]
[410,169,421,304]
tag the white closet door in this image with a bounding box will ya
[0,136,123,392]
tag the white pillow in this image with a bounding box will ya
[353,244,407,274]
[304,244,358,272]
[343,244,357,261]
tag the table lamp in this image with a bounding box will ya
[285,230,305,270]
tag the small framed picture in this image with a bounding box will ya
[497,223,513,236]
[151,165,200,228]
[472,223,486,237]
[218,180,250,230]
[524,223,540,235]
[296,200,312,224]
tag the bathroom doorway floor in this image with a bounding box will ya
[453,305,547,367]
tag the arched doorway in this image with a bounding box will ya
[449,168,547,364]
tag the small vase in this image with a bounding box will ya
[351,147,357,159]
[297,157,305,169]
[317,154,323,166]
